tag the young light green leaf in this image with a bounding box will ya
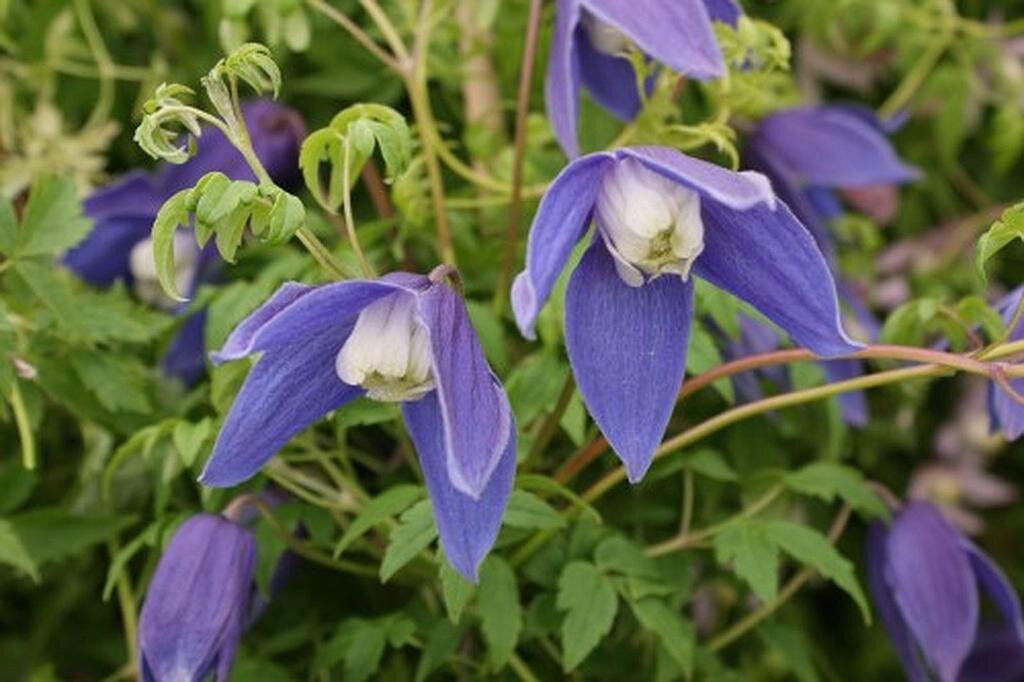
[477,557,521,670]
[0,195,16,255]
[334,484,424,557]
[557,561,618,671]
[784,462,887,519]
[713,521,779,602]
[976,203,1024,282]
[763,520,870,622]
[379,499,436,582]
[151,189,193,301]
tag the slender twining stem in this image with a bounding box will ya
[342,139,375,277]
[73,0,116,128]
[360,0,412,68]
[646,485,785,557]
[878,31,951,119]
[107,541,138,668]
[508,652,541,682]
[255,502,379,578]
[8,381,35,470]
[305,0,402,72]
[494,0,544,314]
[706,505,853,652]
[679,468,695,538]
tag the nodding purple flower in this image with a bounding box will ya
[512,146,860,482]
[546,0,739,158]
[744,105,918,262]
[989,286,1024,440]
[138,514,257,682]
[64,99,305,385]
[866,501,1024,682]
[199,269,515,582]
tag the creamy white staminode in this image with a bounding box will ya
[581,10,630,56]
[129,233,199,309]
[336,293,435,402]
[595,158,705,287]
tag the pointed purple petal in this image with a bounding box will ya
[752,106,919,187]
[991,287,1024,440]
[821,359,868,425]
[415,281,513,498]
[866,523,931,682]
[694,198,860,357]
[703,0,741,25]
[162,310,208,386]
[565,240,693,483]
[577,27,644,121]
[962,539,1024,640]
[139,514,255,682]
[402,392,515,582]
[202,281,401,486]
[582,0,724,80]
[63,216,153,286]
[545,0,584,158]
[886,502,979,682]
[512,152,614,338]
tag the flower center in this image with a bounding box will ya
[581,10,631,56]
[129,234,198,309]
[595,158,705,287]
[335,293,435,402]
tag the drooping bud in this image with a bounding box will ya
[130,233,198,309]
[581,10,631,56]
[336,292,435,402]
[595,158,705,286]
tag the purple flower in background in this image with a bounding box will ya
[64,99,305,385]
[512,146,860,482]
[866,501,1024,682]
[200,268,515,581]
[546,0,739,157]
[989,286,1024,440]
[744,105,918,261]
[138,514,256,682]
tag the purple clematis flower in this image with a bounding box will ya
[138,513,257,682]
[512,146,860,482]
[744,104,919,262]
[989,286,1024,441]
[866,501,1024,682]
[199,268,515,582]
[546,0,739,158]
[64,99,305,385]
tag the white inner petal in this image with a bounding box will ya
[336,293,435,403]
[129,233,198,309]
[581,10,631,56]
[595,158,705,287]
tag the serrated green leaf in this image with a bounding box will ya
[976,203,1024,282]
[415,619,461,682]
[477,557,521,670]
[151,190,193,301]
[630,598,695,677]
[763,520,870,622]
[503,490,566,531]
[379,499,436,582]
[594,535,660,579]
[334,484,424,557]
[439,557,475,624]
[17,176,92,257]
[713,521,779,602]
[557,561,618,671]
[70,351,153,414]
[784,463,887,519]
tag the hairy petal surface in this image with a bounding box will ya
[512,153,614,337]
[885,502,978,682]
[416,281,513,498]
[402,392,515,582]
[201,281,400,486]
[565,240,693,483]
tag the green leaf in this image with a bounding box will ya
[0,519,40,581]
[594,535,660,580]
[8,508,133,566]
[557,561,618,671]
[318,618,389,682]
[976,203,1024,282]
[763,520,870,623]
[784,463,887,519]
[687,323,734,402]
[16,176,92,257]
[713,521,779,602]
[629,598,695,677]
[477,557,521,670]
[0,195,16,255]
[70,351,153,414]
[415,619,461,682]
[439,557,475,624]
[334,484,424,557]
[379,499,436,582]
[264,190,305,243]
[172,418,212,468]
[685,449,738,482]
[503,490,566,531]
[151,189,193,301]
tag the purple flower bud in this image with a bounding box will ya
[138,514,257,682]
[866,501,1024,682]
[989,286,1024,440]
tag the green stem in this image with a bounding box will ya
[72,0,116,128]
[255,503,379,577]
[680,468,694,535]
[9,381,35,470]
[878,32,950,119]
[706,505,852,652]
[305,0,401,72]
[508,653,541,682]
[342,139,376,277]
[107,541,138,670]
[359,0,411,67]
